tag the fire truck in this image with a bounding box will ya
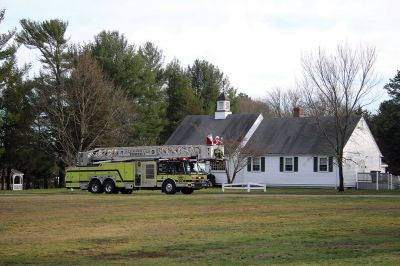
[65,143,224,194]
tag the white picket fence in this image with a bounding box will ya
[222,182,266,192]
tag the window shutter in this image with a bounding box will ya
[247,157,252,172]
[261,157,265,172]
[294,157,298,172]
[329,156,333,172]
[313,157,318,172]
[279,157,284,172]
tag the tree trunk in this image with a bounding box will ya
[230,173,237,184]
[25,176,30,189]
[338,159,344,192]
[6,168,11,190]
[1,168,5,190]
[225,170,231,184]
[57,159,66,188]
[225,160,232,184]
[44,176,48,189]
[58,167,65,188]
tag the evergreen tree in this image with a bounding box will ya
[187,59,234,114]
[371,71,400,174]
[90,31,140,95]
[384,70,400,102]
[133,42,166,145]
[16,18,70,187]
[0,10,48,189]
[162,59,201,141]
[90,32,165,145]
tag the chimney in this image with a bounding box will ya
[293,107,305,118]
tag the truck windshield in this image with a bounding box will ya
[186,162,207,174]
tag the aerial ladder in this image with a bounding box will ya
[77,144,224,166]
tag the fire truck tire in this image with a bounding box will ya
[89,179,103,194]
[163,180,177,195]
[103,180,115,194]
[181,188,194,194]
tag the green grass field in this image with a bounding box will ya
[1,188,400,265]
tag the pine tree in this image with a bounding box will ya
[162,59,201,141]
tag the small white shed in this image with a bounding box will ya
[11,169,24,190]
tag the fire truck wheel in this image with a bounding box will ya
[181,188,194,194]
[89,179,103,194]
[163,180,177,195]
[103,180,115,194]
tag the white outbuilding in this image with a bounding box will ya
[11,169,24,190]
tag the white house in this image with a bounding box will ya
[166,93,384,188]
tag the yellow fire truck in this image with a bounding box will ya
[66,144,224,194]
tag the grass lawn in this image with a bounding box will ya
[0,188,399,265]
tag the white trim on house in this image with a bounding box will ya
[241,114,263,146]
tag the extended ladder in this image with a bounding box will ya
[77,144,224,166]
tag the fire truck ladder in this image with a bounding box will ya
[77,145,224,166]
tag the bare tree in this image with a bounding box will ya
[238,94,272,117]
[301,43,378,191]
[265,87,304,117]
[37,51,136,164]
[223,135,263,184]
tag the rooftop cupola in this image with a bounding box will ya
[215,92,232,119]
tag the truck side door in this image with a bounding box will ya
[141,162,156,187]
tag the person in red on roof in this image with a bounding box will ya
[214,136,222,145]
[206,134,214,145]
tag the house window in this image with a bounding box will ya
[252,157,260,172]
[313,156,333,172]
[280,157,298,172]
[285,157,293,172]
[319,157,328,172]
[247,157,265,172]
[210,161,226,171]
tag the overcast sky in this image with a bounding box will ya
[2,0,399,111]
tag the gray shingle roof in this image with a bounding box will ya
[165,114,260,145]
[246,116,361,155]
[166,113,361,155]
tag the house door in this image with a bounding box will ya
[141,162,156,187]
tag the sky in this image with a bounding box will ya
[2,0,399,112]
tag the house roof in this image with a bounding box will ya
[217,92,229,101]
[165,114,260,145]
[11,169,24,175]
[246,116,361,155]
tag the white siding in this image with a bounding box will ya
[343,117,382,186]
[214,156,339,188]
